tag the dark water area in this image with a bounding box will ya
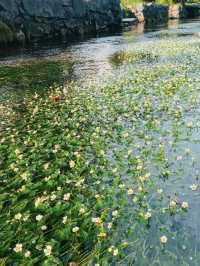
[1,19,199,83]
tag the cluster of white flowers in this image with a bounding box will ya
[44,245,52,256]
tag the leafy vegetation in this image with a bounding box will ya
[0,60,73,102]
[1,32,200,265]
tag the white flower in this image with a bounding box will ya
[113,248,119,256]
[144,212,152,220]
[14,213,22,220]
[43,163,50,170]
[15,149,21,155]
[36,215,43,221]
[108,246,115,252]
[100,150,105,156]
[127,188,134,195]
[190,184,198,191]
[74,151,81,158]
[160,235,168,244]
[79,208,86,215]
[54,144,60,150]
[72,226,79,233]
[14,243,23,253]
[112,210,118,217]
[169,200,176,208]
[157,189,163,194]
[187,122,193,128]
[41,225,47,231]
[123,132,129,138]
[69,160,75,168]
[32,106,39,116]
[119,183,125,189]
[176,156,182,161]
[182,201,189,209]
[20,172,28,181]
[44,245,52,256]
[91,217,101,224]
[25,250,31,257]
[50,194,57,201]
[63,193,70,201]
[108,222,113,229]
[62,216,68,224]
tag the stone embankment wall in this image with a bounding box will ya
[0,0,122,45]
[124,3,200,25]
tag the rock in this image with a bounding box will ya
[0,0,122,45]
[168,4,187,19]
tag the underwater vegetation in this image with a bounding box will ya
[1,34,200,265]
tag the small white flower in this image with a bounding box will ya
[91,217,101,224]
[25,250,31,257]
[108,246,115,252]
[43,163,50,170]
[127,188,134,195]
[169,200,176,208]
[157,189,163,194]
[79,208,86,215]
[182,201,189,209]
[100,150,105,156]
[108,222,113,229]
[187,122,193,128]
[14,243,23,253]
[15,149,21,155]
[190,184,198,191]
[36,215,43,221]
[119,183,125,189]
[41,225,47,231]
[112,210,118,217]
[113,248,119,256]
[62,216,68,224]
[14,213,22,220]
[63,193,70,201]
[160,235,168,244]
[123,132,129,138]
[69,160,75,168]
[50,194,57,201]
[44,245,52,256]
[144,212,152,220]
[72,226,79,233]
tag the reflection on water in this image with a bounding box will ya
[0,19,200,84]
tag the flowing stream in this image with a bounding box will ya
[2,18,200,265]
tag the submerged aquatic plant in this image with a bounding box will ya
[1,34,200,265]
[110,50,158,66]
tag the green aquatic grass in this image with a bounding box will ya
[0,60,73,103]
[0,60,72,90]
[1,36,200,265]
[110,50,158,66]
